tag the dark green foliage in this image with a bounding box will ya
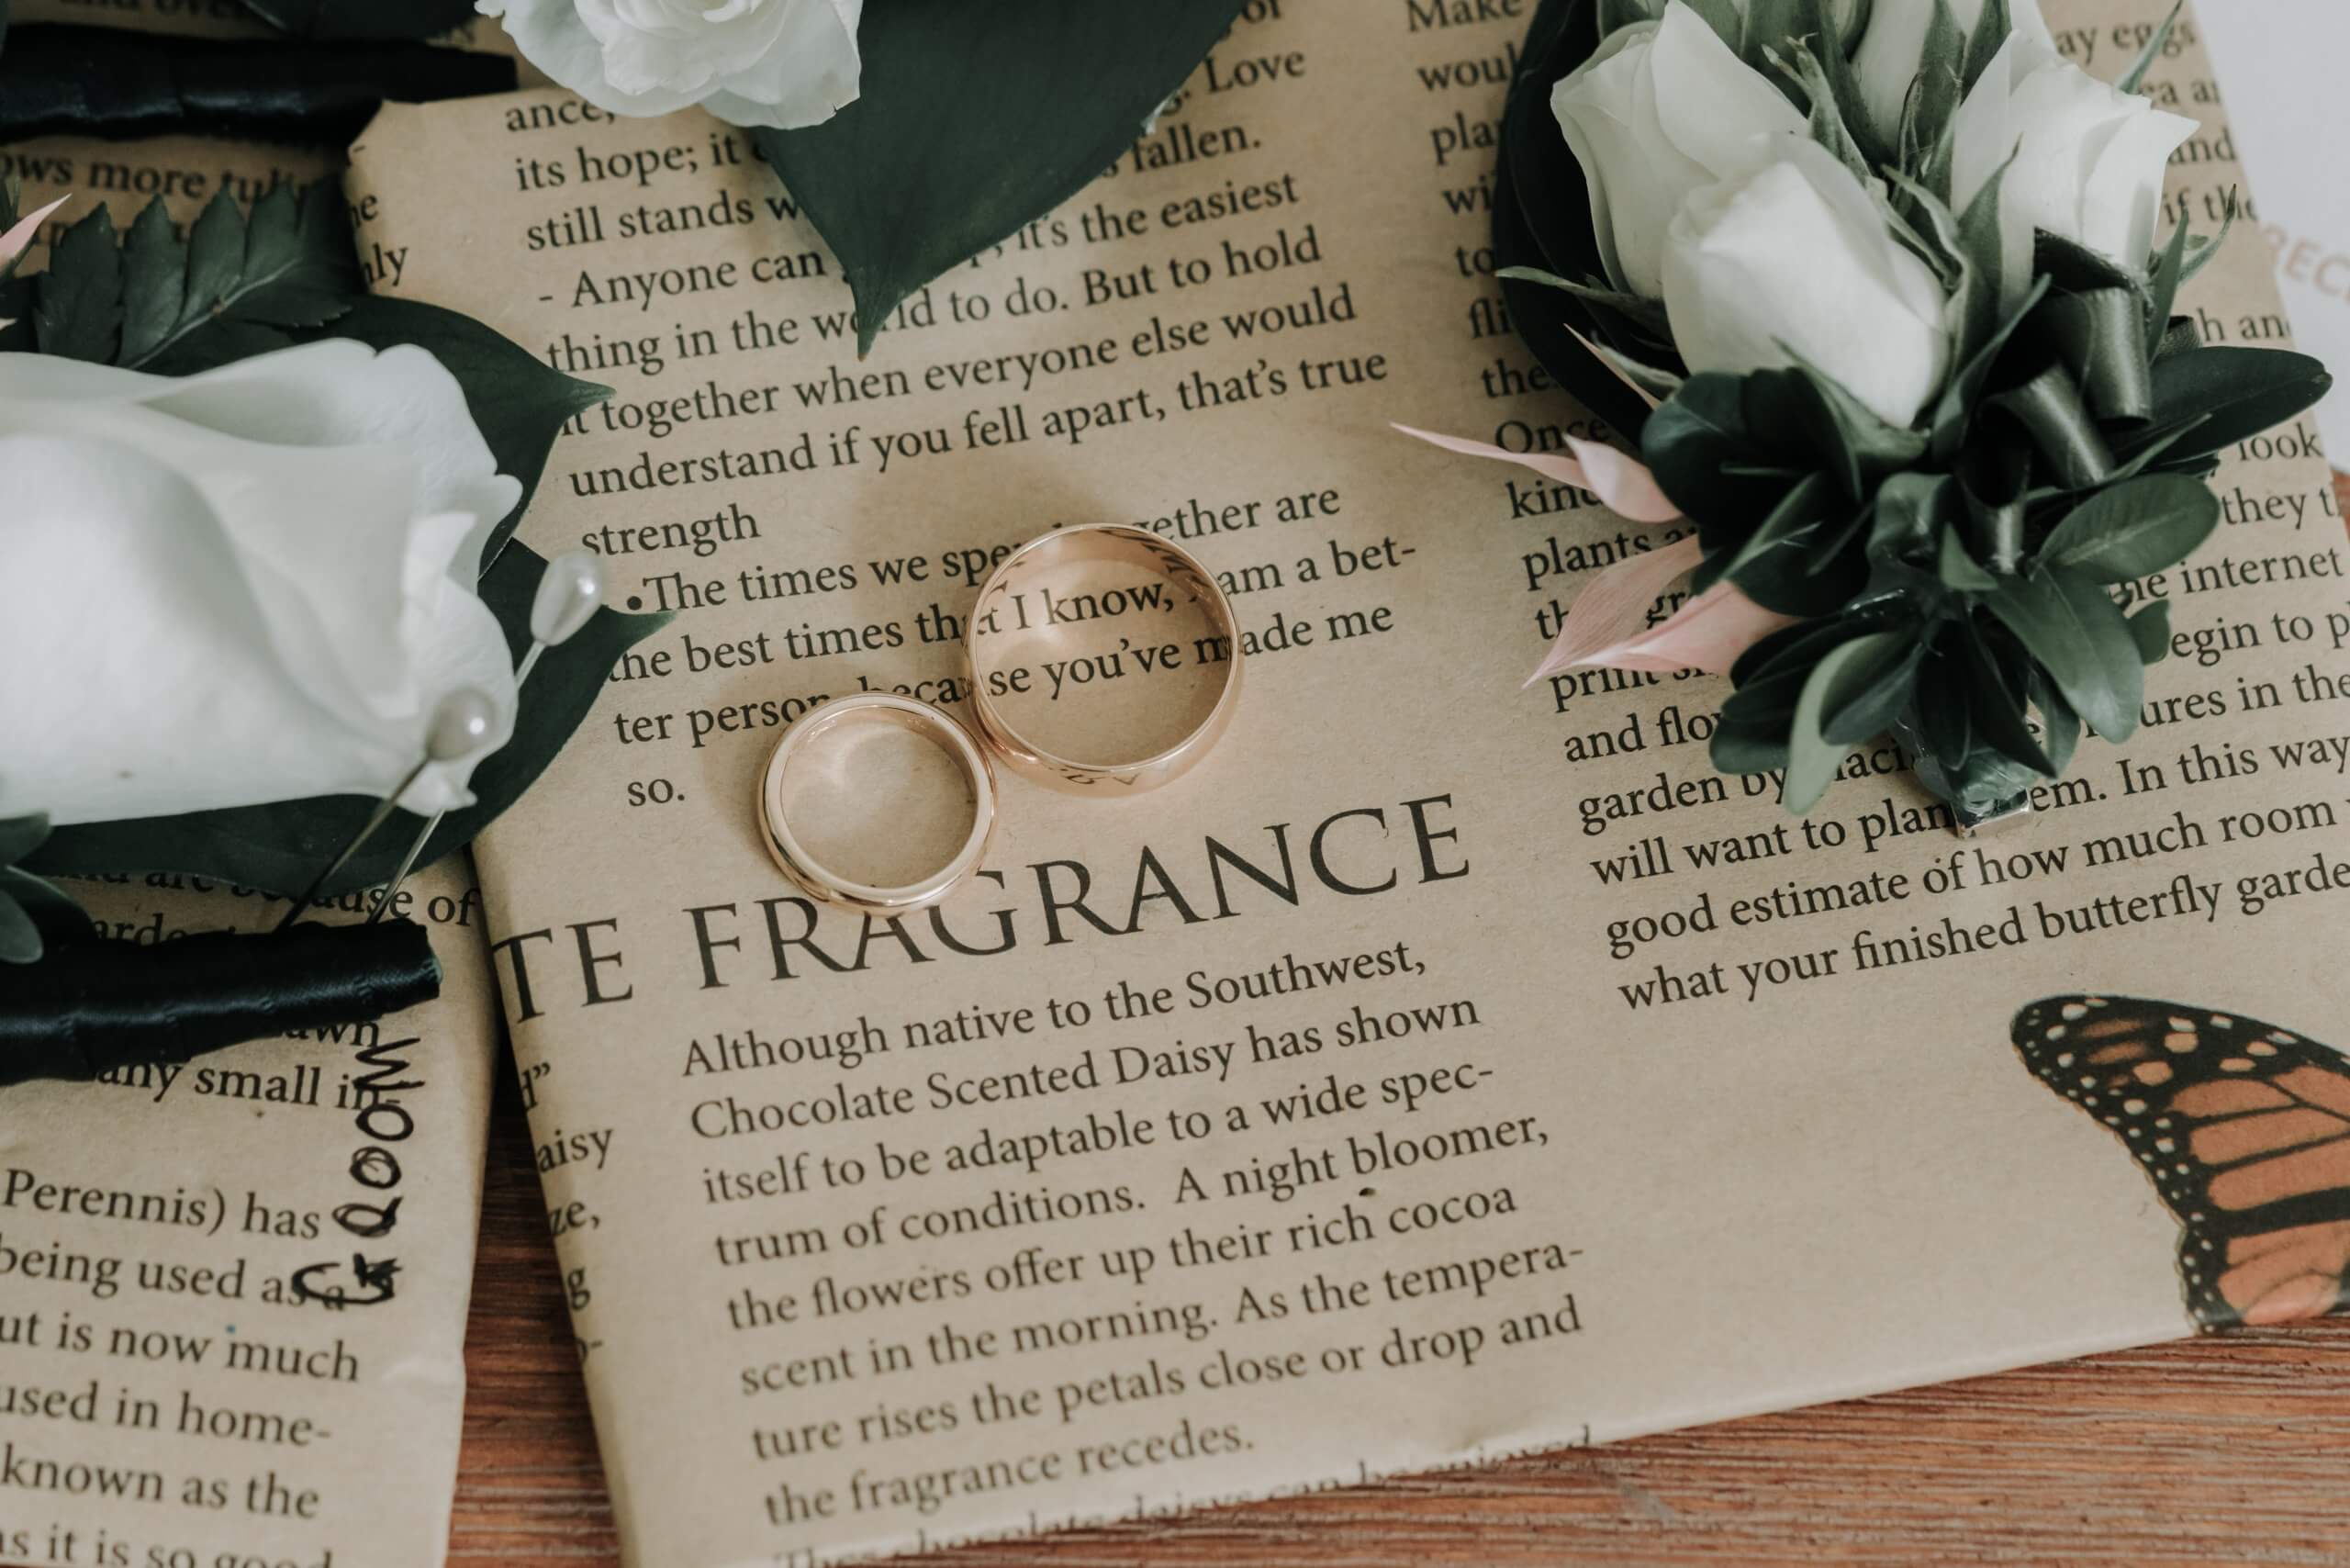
[753,0,1248,354]
[0,815,88,966]
[34,179,364,370]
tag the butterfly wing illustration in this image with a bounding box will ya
[2012,995,2350,1330]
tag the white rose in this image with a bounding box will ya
[0,342,521,827]
[481,0,862,130]
[1663,137,1954,426]
[1553,0,1805,298]
[1953,35,2197,308]
[1852,0,2054,147]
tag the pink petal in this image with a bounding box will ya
[1527,536,1796,685]
[0,195,69,276]
[1393,422,1681,524]
[1565,320,1666,411]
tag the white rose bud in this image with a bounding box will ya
[481,0,862,130]
[1852,0,2055,147]
[1553,0,1805,298]
[1953,35,2198,308]
[0,343,521,826]
[1663,137,1955,427]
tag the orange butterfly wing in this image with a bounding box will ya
[2012,995,2350,1330]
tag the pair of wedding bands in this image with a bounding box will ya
[755,524,1243,918]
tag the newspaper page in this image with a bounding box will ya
[346,1,2350,1562]
[1,125,500,1568]
[3,870,499,1568]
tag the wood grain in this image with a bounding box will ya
[453,484,2350,1568]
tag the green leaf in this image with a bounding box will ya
[2117,0,2183,95]
[1937,527,1998,591]
[118,198,187,366]
[0,866,90,964]
[1986,567,2143,740]
[1821,632,1926,745]
[33,204,122,363]
[181,187,247,323]
[143,177,363,368]
[754,0,1247,354]
[1765,360,1930,500]
[1785,634,1910,811]
[2144,209,2193,356]
[2037,475,2219,582]
[1910,652,1974,771]
[2178,189,2238,286]
[236,0,478,38]
[31,546,673,897]
[1908,0,1966,157]
[1959,0,2009,94]
[2141,346,2332,462]
[2128,599,2173,665]
[2031,668,2080,775]
[1712,708,1794,775]
[0,890,39,965]
[221,180,354,330]
[1495,264,1673,340]
[1734,617,1856,689]
[300,295,610,569]
[1768,32,1871,180]
[1869,471,1954,562]
[1642,374,1779,530]
[0,817,87,966]
[0,811,48,868]
[1717,471,1863,616]
[1961,623,2055,775]
[1684,0,1743,51]
[39,178,366,373]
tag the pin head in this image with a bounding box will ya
[424,687,499,763]
[531,551,605,647]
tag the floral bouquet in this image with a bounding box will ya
[0,0,1250,1058]
[1434,0,2329,826]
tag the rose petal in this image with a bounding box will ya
[1392,423,1681,523]
[0,347,520,823]
[1526,536,1796,686]
[0,435,407,823]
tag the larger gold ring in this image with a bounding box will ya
[966,523,1243,796]
[755,694,996,917]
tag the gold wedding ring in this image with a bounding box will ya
[755,693,996,918]
[966,524,1243,795]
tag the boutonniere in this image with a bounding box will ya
[1413,0,2329,829]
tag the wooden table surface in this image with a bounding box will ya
[456,1055,2350,1568]
[451,469,2350,1568]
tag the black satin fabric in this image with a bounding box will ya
[0,919,442,1081]
[0,25,517,146]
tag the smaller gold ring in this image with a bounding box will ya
[755,694,995,918]
[965,523,1243,796]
